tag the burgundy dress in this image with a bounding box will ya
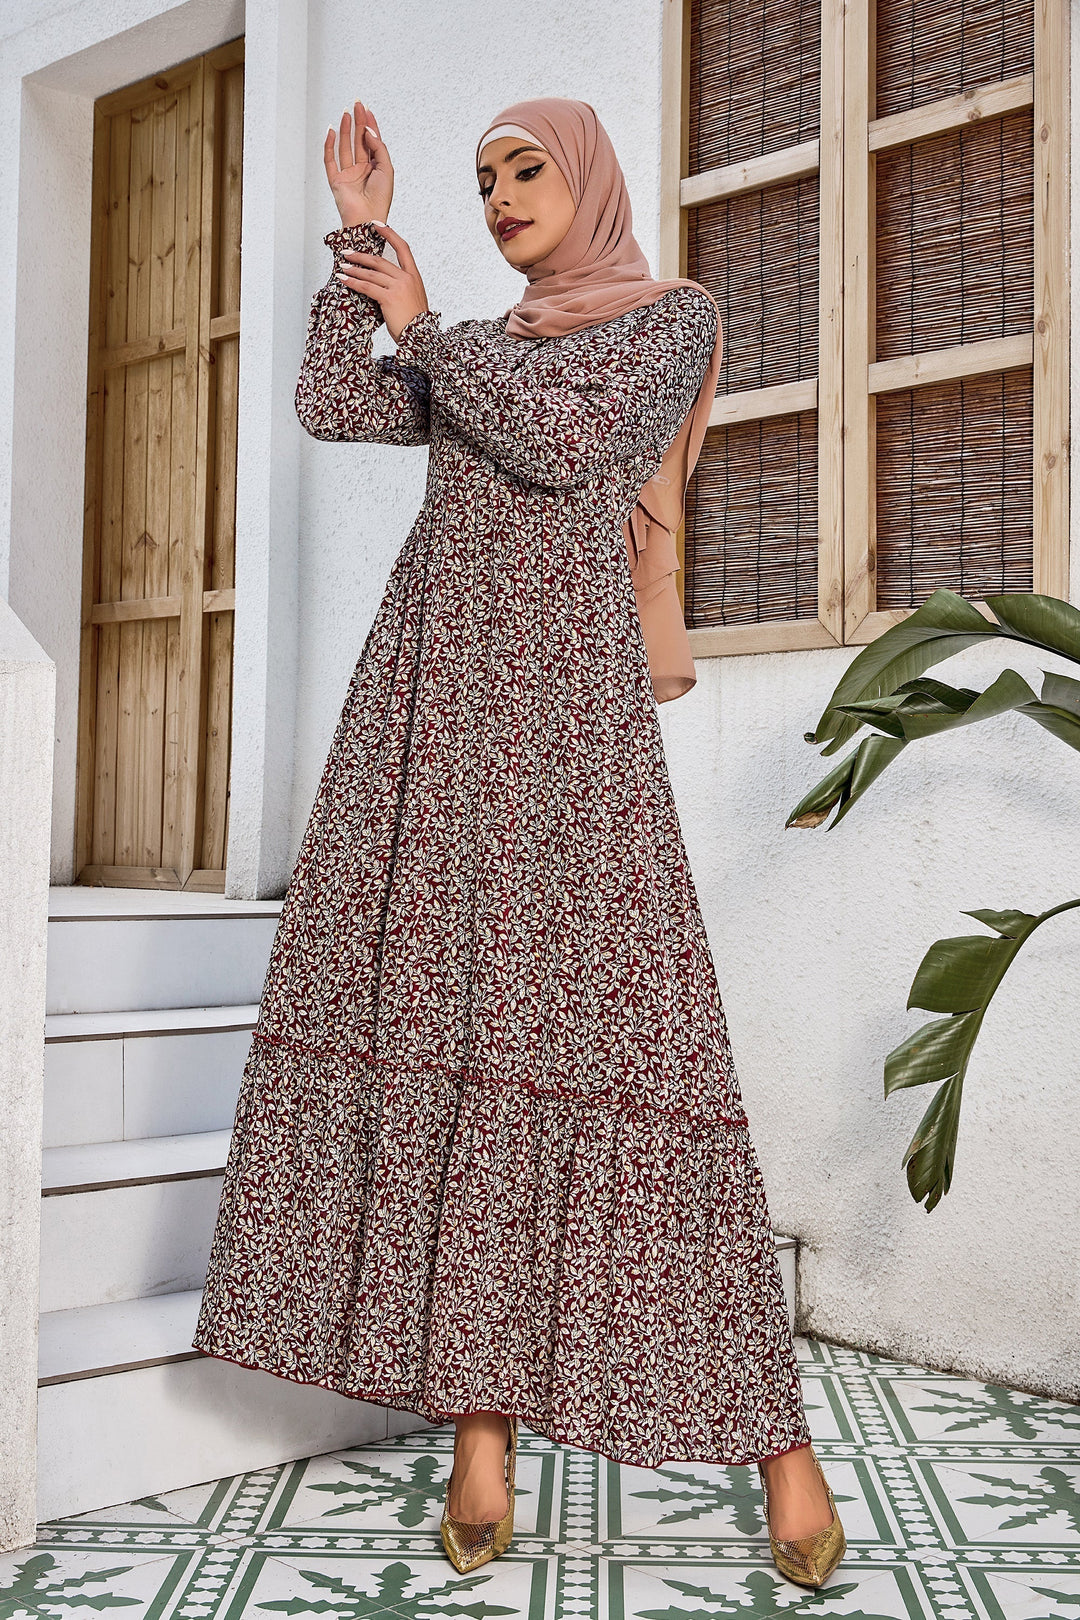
[191,220,812,1468]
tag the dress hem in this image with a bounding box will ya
[190,1343,811,1472]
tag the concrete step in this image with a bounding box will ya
[40,1131,228,1313]
[42,1128,231,1194]
[39,1288,206,1383]
[44,1006,257,1147]
[46,887,282,1014]
[775,1233,796,1331]
[37,1292,424,1522]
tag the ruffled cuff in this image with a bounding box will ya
[393,308,445,373]
[323,220,387,273]
[322,223,388,326]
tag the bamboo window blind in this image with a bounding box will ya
[660,0,1069,658]
[75,39,244,889]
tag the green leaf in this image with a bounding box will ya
[786,751,863,827]
[895,667,1038,740]
[838,734,909,824]
[811,589,1000,753]
[886,898,1080,1210]
[962,908,1036,938]
[903,1072,964,1211]
[907,934,1009,1013]
[1019,699,1080,754]
[883,1011,979,1093]
[894,675,982,711]
[807,590,1080,766]
[790,658,1080,833]
[1041,669,1080,715]
[830,698,910,738]
[786,734,908,829]
[829,677,981,739]
[983,592,1080,663]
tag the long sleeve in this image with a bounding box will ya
[392,287,717,491]
[295,222,431,446]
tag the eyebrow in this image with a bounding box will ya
[476,144,547,177]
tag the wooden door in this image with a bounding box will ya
[75,38,243,890]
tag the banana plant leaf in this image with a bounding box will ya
[983,592,1080,661]
[786,586,1080,1211]
[809,589,1080,756]
[787,665,1080,830]
[884,898,1080,1211]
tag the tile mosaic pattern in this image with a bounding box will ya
[5,1337,1080,1618]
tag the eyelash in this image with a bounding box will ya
[478,162,543,201]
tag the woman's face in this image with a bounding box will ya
[477,136,576,267]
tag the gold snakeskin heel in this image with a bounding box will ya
[441,1414,518,1574]
[757,1445,846,1589]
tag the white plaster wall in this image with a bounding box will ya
[664,639,1080,1399]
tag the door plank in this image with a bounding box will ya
[76,104,110,876]
[175,58,213,886]
[115,100,154,865]
[203,60,243,871]
[92,111,133,866]
[140,89,177,866]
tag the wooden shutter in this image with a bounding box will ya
[662,0,1069,657]
[663,0,844,654]
[846,0,1066,643]
[75,38,243,889]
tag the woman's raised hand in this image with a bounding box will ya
[335,223,430,345]
[324,99,393,227]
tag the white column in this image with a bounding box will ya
[226,0,310,897]
[0,599,54,1552]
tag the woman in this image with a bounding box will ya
[192,94,846,1591]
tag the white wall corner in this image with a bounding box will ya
[225,0,309,898]
[0,598,55,1552]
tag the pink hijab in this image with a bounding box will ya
[475,96,724,703]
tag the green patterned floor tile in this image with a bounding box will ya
[916,1458,1080,1549]
[605,1553,941,1617]
[255,1434,554,1542]
[4,1335,1078,1618]
[0,1544,197,1619]
[877,1378,1080,1448]
[961,1563,1080,1618]
[270,1548,556,1619]
[799,1374,863,1444]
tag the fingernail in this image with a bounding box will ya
[370,219,385,227]
[366,124,377,136]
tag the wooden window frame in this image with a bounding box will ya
[661,0,1070,657]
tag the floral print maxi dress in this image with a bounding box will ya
[191,220,813,1469]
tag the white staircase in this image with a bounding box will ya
[39,886,799,1523]
[38,887,429,1523]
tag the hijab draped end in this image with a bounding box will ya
[477,95,723,704]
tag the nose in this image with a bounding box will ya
[488,175,516,213]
